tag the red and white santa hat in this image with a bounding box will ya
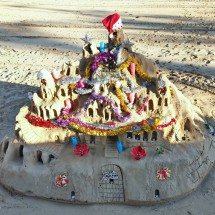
[102,13,122,38]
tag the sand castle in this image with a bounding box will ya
[0,14,214,204]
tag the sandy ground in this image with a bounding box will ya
[0,0,215,214]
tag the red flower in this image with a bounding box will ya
[131,146,147,160]
[73,143,90,156]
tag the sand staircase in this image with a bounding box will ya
[105,136,119,158]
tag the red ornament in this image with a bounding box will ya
[131,146,147,160]
[73,143,90,156]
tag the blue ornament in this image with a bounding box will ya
[100,41,105,52]
[71,137,78,148]
[117,141,123,153]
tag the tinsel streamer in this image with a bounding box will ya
[137,96,149,115]
[92,93,132,122]
[131,57,153,83]
[69,83,76,89]
[85,62,92,79]
[157,118,176,129]
[91,52,116,72]
[26,114,60,128]
[115,87,130,113]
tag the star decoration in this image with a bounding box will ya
[81,34,93,44]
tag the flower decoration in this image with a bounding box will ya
[55,173,69,187]
[131,146,147,160]
[156,167,172,180]
[73,143,90,156]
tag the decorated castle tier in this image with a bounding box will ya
[0,13,214,204]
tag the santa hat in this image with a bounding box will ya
[102,13,122,38]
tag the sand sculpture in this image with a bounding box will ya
[0,13,214,204]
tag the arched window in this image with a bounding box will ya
[39,107,44,118]
[155,189,160,198]
[184,119,191,132]
[158,98,162,106]
[61,89,66,96]
[90,136,95,144]
[149,100,154,111]
[143,131,148,141]
[135,135,140,140]
[19,145,24,157]
[165,98,168,106]
[66,67,70,76]
[105,112,109,121]
[53,109,58,117]
[88,108,93,117]
[37,150,43,164]
[127,132,132,139]
[151,131,157,141]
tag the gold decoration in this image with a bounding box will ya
[115,87,130,113]
[85,62,92,79]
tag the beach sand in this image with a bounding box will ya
[0,0,215,214]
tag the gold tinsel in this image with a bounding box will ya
[133,117,162,134]
[69,83,76,89]
[85,62,92,79]
[115,87,130,113]
[68,122,133,136]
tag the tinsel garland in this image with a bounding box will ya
[157,118,176,129]
[92,93,132,123]
[115,87,130,113]
[69,83,76,89]
[85,62,92,79]
[115,57,153,83]
[133,118,162,134]
[91,52,116,72]
[137,96,149,115]
[26,113,60,128]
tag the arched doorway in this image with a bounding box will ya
[98,164,124,202]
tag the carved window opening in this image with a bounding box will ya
[37,150,43,164]
[147,88,150,95]
[75,68,79,75]
[46,109,50,118]
[48,154,55,163]
[127,132,132,139]
[184,119,191,132]
[149,99,154,111]
[105,112,109,121]
[135,135,140,140]
[111,113,114,120]
[90,136,95,144]
[39,107,44,119]
[43,89,47,98]
[165,98,168,106]
[61,89,66,97]
[143,131,148,141]
[68,87,72,96]
[66,67,70,76]
[151,131,157,141]
[158,98,162,106]
[155,189,160,198]
[53,109,58,117]
[100,86,104,92]
[3,140,9,154]
[88,108,93,117]
[19,145,24,157]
